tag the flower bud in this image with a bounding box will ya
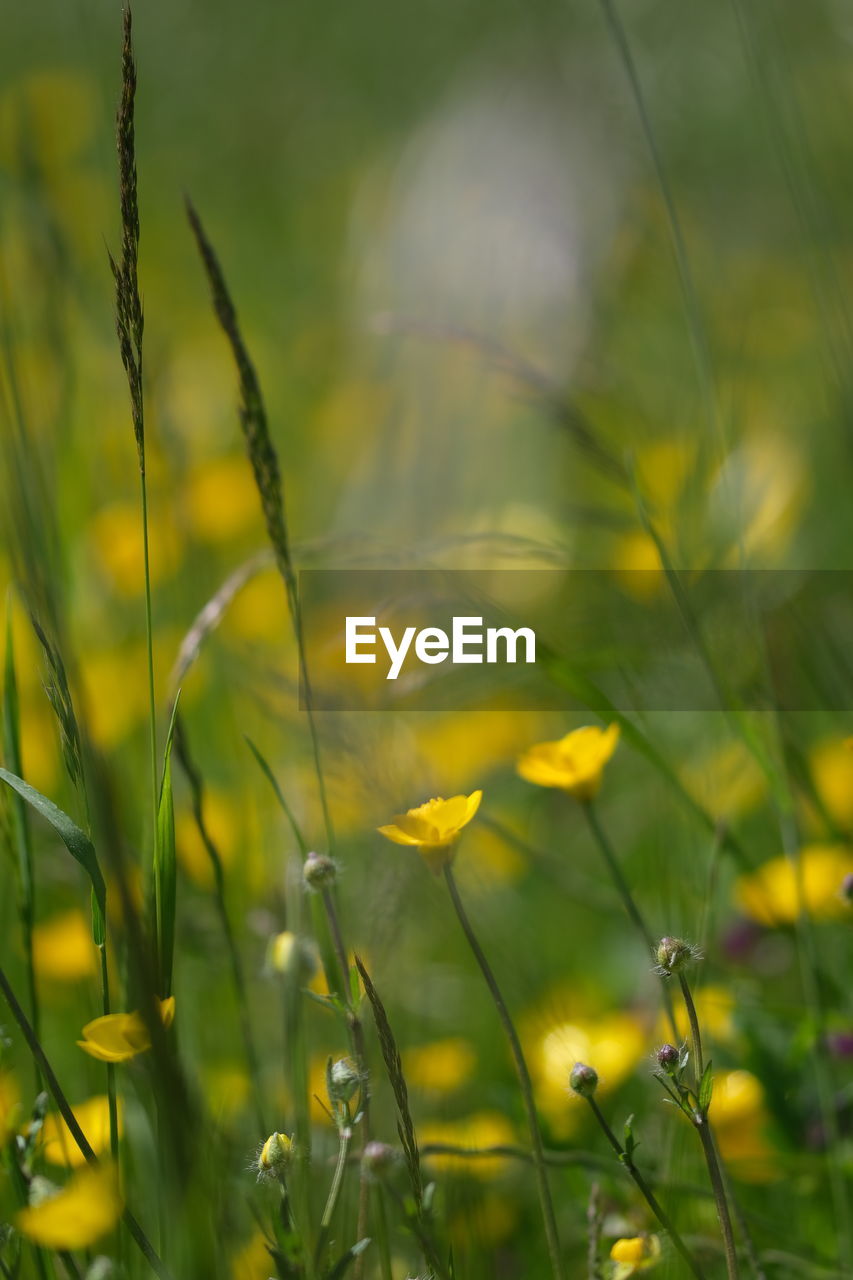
[268,931,319,981]
[656,1043,679,1072]
[362,1140,396,1177]
[258,1131,292,1178]
[841,872,853,905]
[303,852,337,891]
[328,1057,360,1104]
[655,936,695,975]
[569,1061,598,1098]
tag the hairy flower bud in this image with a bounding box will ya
[569,1061,599,1098]
[656,1043,679,1072]
[257,1132,292,1178]
[303,851,337,891]
[328,1057,360,1105]
[655,936,696,976]
[362,1140,396,1177]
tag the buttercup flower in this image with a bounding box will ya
[610,1235,661,1275]
[517,725,619,800]
[378,791,483,873]
[77,997,176,1063]
[734,845,853,926]
[16,1163,122,1250]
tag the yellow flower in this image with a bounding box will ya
[16,1163,122,1250]
[711,1070,777,1182]
[420,1111,516,1179]
[378,791,483,873]
[610,1235,661,1274]
[517,725,620,800]
[402,1038,477,1097]
[41,1096,123,1168]
[77,997,176,1063]
[33,910,97,983]
[734,845,853,926]
[0,1071,20,1145]
[531,1010,646,1137]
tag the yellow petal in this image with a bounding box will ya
[376,822,424,847]
[16,1163,122,1250]
[41,1096,123,1168]
[77,1012,150,1063]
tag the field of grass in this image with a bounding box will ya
[2,2,853,1277]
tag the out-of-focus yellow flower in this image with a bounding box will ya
[77,998,176,1063]
[681,739,767,820]
[517,725,619,800]
[185,455,261,543]
[231,1229,274,1280]
[203,1065,251,1121]
[420,1111,516,1179]
[448,1191,519,1249]
[711,1070,777,1182]
[79,647,150,748]
[0,71,97,168]
[16,1163,122,1250]
[734,845,853,926]
[809,738,853,831]
[88,499,182,597]
[378,791,483,873]
[175,790,238,889]
[33,910,97,983]
[610,1234,661,1274]
[402,1038,477,1097]
[655,984,734,1047]
[532,1010,646,1136]
[41,1096,123,1168]
[0,1071,20,1144]
[612,531,665,601]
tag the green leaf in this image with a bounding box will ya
[324,1238,371,1279]
[154,697,180,998]
[699,1060,714,1113]
[3,610,33,923]
[0,767,106,940]
[244,736,308,854]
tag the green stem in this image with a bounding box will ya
[140,467,158,845]
[677,972,738,1279]
[321,887,371,1278]
[678,971,704,1079]
[443,864,565,1280]
[586,1096,706,1280]
[0,962,172,1280]
[99,945,119,1164]
[695,1121,739,1280]
[375,1185,394,1280]
[320,1124,351,1234]
[583,802,679,1042]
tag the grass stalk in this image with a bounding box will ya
[584,1094,706,1279]
[443,863,565,1280]
[583,801,679,1041]
[99,944,120,1164]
